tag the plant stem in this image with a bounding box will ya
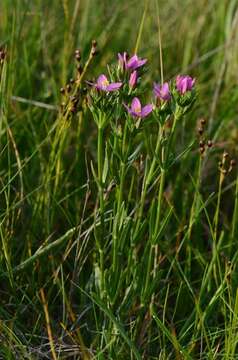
[214,169,224,244]
[113,122,128,272]
[97,125,105,295]
[135,125,162,236]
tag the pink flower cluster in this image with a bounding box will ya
[87,52,196,119]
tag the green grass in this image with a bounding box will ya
[0,0,238,358]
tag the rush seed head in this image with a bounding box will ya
[66,84,72,92]
[92,39,97,48]
[198,127,204,136]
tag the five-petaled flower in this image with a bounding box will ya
[176,75,195,95]
[124,97,153,118]
[153,82,171,101]
[88,74,122,92]
[118,52,147,71]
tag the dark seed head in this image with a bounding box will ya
[60,87,65,94]
[200,118,206,126]
[92,39,97,48]
[91,48,98,56]
[66,84,71,92]
[70,107,77,114]
[199,140,205,147]
[223,152,229,159]
[0,48,6,61]
[75,53,81,62]
[207,140,213,148]
[230,159,236,167]
[198,127,204,136]
[77,65,83,74]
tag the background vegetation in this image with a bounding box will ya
[0,0,238,358]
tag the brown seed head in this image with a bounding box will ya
[92,40,97,48]
[91,48,98,56]
[0,48,6,61]
[77,65,83,74]
[75,53,81,62]
[198,127,204,136]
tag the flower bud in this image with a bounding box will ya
[129,70,137,89]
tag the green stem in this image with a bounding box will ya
[113,123,128,272]
[117,123,128,211]
[143,114,179,304]
[231,174,238,239]
[97,125,105,295]
[134,126,162,236]
[214,171,224,244]
[143,155,166,304]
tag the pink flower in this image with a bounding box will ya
[87,74,122,92]
[118,52,147,71]
[176,75,195,95]
[153,82,171,101]
[124,97,153,118]
[129,70,138,89]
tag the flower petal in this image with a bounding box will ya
[106,82,122,91]
[131,97,141,113]
[134,59,147,69]
[126,55,138,69]
[97,74,109,90]
[140,104,153,118]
